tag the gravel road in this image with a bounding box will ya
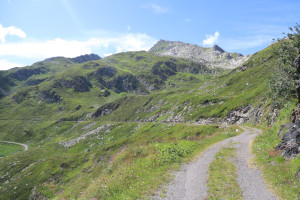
[151,127,277,200]
[0,141,28,151]
[233,127,277,200]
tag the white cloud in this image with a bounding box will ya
[0,24,26,43]
[0,60,23,70]
[143,3,169,14]
[0,33,157,69]
[185,18,191,23]
[203,31,219,46]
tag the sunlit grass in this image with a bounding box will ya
[0,142,24,158]
[207,146,243,200]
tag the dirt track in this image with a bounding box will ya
[151,127,277,200]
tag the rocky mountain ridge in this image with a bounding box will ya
[43,53,101,64]
[149,40,251,69]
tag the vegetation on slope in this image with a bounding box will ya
[0,142,24,158]
[0,36,299,199]
[0,122,240,200]
[253,102,300,200]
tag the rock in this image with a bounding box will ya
[149,40,250,69]
[60,163,67,170]
[107,74,148,94]
[71,53,101,63]
[59,125,110,147]
[54,76,92,92]
[9,67,46,81]
[276,118,300,157]
[12,90,29,103]
[292,105,300,122]
[75,105,81,110]
[212,45,225,53]
[278,122,293,139]
[92,101,121,118]
[39,90,62,103]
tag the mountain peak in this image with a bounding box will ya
[211,45,225,53]
[149,40,249,69]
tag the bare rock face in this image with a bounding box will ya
[276,118,300,158]
[149,40,250,69]
[9,67,46,81]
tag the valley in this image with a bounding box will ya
[0,39,299,200]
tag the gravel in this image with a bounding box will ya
[151,127,277,200]
[233,127,277,200]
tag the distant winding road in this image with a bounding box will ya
[0,141,28,151]
[151,127,277,200]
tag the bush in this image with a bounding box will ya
[269,23,300,108]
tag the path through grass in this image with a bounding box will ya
[207,145,243,200]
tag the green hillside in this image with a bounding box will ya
[0,42,299,199]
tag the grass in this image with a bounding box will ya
[207,145,243,200]
[70,125,241,200]
[0,41,296,199]
[253,101,300,200]
[0,142,24,158]
[0,122,241,200]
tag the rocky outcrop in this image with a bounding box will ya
[9,67,46,81]
[276,119,300,158]
[59,124,111,148]
[92,101,121,118]
[92,67,148,94]
[25,78,46,86]
[71,53,101,63]
[107,74,147,94]
[39,90,62,103]
[12,90,29,103]
[137,75,164,91]
[225,105,268,125]
[53,76,92,92]
[149,40,250,69]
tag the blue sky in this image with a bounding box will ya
[0,0,300,70]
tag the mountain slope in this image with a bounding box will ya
[149,40,250,69]
[0,42,299,199]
